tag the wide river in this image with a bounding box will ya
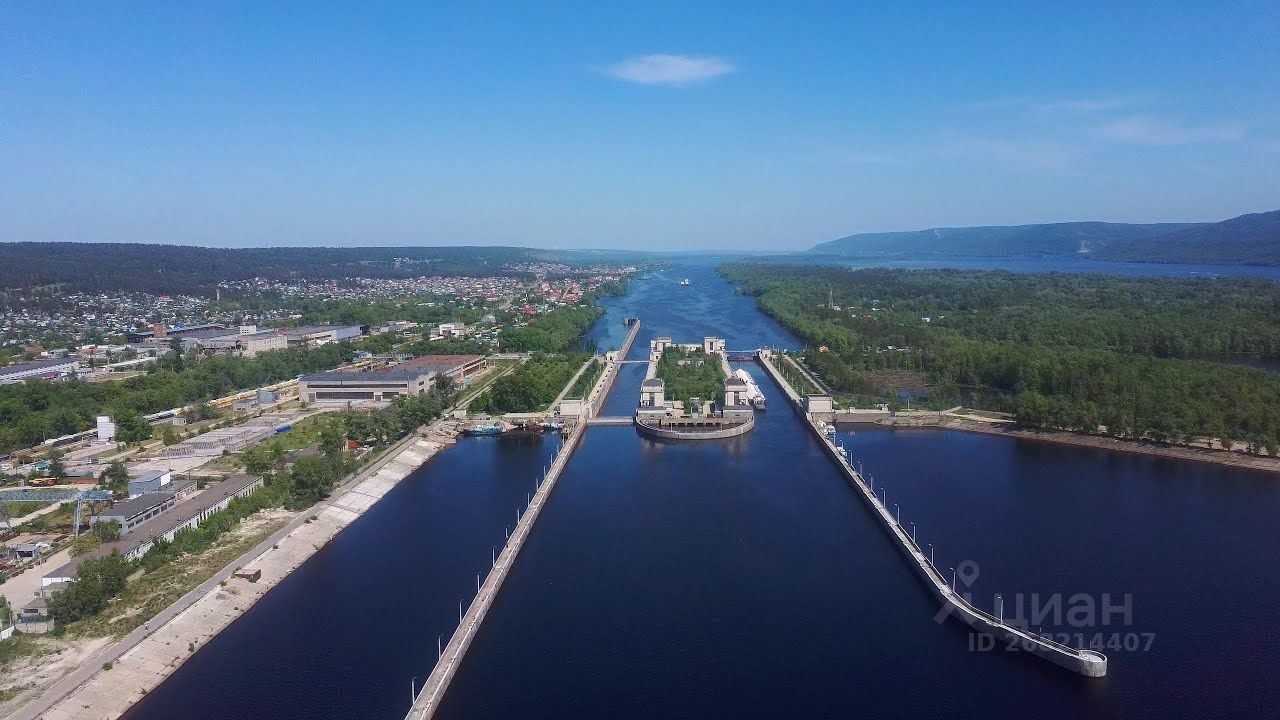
[125,262,1279,719]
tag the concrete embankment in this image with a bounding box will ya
[584,320,641,416]
[826,409,1280,474]
[634,415,754,440]
[406,428,582,719]
[617,318,641,362]
[754,352,1107,678]
[24,425,460,720]
[758,351,802,406]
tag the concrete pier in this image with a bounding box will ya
[571,319,641,418]
[406,321,641,719]
[754,351,1108,677]
[406,427,583,719]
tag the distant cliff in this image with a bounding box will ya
[809,210,1280,265]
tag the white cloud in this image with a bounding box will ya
[1092,116,1245,146]
[601,54,735,88]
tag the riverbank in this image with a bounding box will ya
[9,420,461,720]
[923,417,1280,474]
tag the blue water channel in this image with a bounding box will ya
[126,261,1280,718]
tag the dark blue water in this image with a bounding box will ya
[121,434,561,720]
[434,266,1280,719]
[124,262,1280,719]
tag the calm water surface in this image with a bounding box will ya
[439,264,1280,719]
[122,435,561,720]
[126,262,1278,719]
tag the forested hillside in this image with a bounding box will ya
[1094,210,1280,264]
[720,263,1280,453]
[0,243,650,295]
[809,209,1280,265]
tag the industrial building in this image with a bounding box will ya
[301,353,485,405]
[128,469,170,498]
[388,354,487,386]
[192,326,289,358]
[299,369,434,405]
[0,357,81,385]
[125,323,226,344]
[282,325,364,348]
[91,490,180,534]
[42,475,265,590]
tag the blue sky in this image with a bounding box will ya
[3,2,1277,250]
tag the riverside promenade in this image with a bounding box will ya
[755,351,1108,678]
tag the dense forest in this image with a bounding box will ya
[720,264,1280,453]
[0,344,352,454]
[0,243,651,295]
[500,304,604,353]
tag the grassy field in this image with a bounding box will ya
[63,509,294,639]
[567,357,604,398]
[656,348,726,407]
[269,413,336,452]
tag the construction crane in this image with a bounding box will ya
[0,489,116,537]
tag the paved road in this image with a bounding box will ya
[9,427,438,720]
[0,548,71,610]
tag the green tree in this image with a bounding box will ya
[46,448,67,479]
[47,551,131,623]
[91,519,121,543]
[167,336,185,372]
[100,460,129,497]
[114,409,152,444]
[319,422,346,462]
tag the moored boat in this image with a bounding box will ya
[502,423,545,436]
[463,422,503,436]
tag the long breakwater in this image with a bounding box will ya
[405,320,640,718]
[755,352,1107,677]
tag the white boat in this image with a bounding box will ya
[823,423,837,439]
[733,369,766,410]
[679,278,691,286]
